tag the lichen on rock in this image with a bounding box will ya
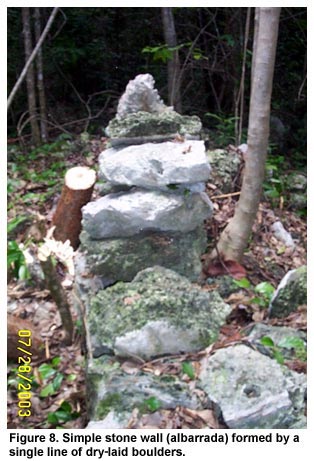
[87,266,231,360]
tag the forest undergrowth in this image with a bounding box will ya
[7,135,307,429]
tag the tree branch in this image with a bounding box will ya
[7,7,59,110]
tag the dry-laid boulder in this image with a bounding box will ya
[99,141,210,190]
[269,266,307,318]
[87,266,231,360]
[199,344,306,429]
[82,188,213,239]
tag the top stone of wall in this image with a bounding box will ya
[106,74,202,145]
[116,74,170,120]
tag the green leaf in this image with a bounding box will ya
[18,264,29,280]
[51,356,61,367]
[40,382,55,397]
[38,363,56,380]
[278,336,305,350]
[254,282,275,298]
[7,216,28,234]
[60,401,72,412]
[273,349,285,365]
[182,362,195,379]
[250,296,267,307]
[144,396,162,412]
[47,413,59,424]
[260,336,275,347]
[52,373,64,391]
[54,410,72,422]
[233,278,251,289]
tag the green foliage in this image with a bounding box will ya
[233,278,275,308]
[181,361,195,379]
[47,401,80,427]
[142,44,176,63]
[7,137,70,211]
[38,357,64,398]
[7,240,30,280]
[7,368,38,390]
[260,335,306,364]
[260,336,285,365]
[141,396,162,413]
[142,42,207,63]
[263,154,286,201]
[204,113,239,146]
[277,336,307,362]
[233,277,251,289]
[7,216,28,235]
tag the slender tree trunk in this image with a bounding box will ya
[211,7,281,262]
[7,7,59,110]
[161,7,182,112]
[34,7,48,143]
[22,7,41,146]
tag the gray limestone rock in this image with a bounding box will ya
[286,172,307,192]
[271,221,295,248]
[86,354,208,423]
[99,141,210,189]
[106,111,202,141]
[289,192,307,210]
[285,172,306,210]
[87,266,231,360]
[205,275,240,298]
[206,149,241,193]
[86,411,130,429]
[82,188,213,239]
[269,266,307,318]
[78,225,207,288]
[199,344,306,429]
[116,74,169,119]
[99,141,211,189]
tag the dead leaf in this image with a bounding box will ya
[204,259,246,280]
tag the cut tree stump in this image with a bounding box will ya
[53,166,96,249]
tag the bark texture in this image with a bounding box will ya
[161,7,182,112]
[22,7,41,146]
[53,167,96,249]
[212,7,281,262]
[40,256,74,346]
[34,7,48,143]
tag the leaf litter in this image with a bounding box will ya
[7,138,306,428]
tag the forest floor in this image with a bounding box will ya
[7,136,307,429]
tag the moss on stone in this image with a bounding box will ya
[87,266,231,359]
[106,111,202,138]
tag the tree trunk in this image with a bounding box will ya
[22,7,41,146]
[53,167,96,249]
[161,7,182,112]
[39,255,74,346]
[34,7,48,143]
[211,7,281,262]
[8,7,59,111]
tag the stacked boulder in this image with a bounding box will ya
[75,74,213,302]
